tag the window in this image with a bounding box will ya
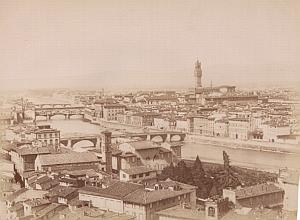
[139,173,143,178]
[208,207,215,217]
[132,174,136,179]
[145,172,150,177]
[123,174,126,178]
[44,134,47,138]
[49,133,52,138]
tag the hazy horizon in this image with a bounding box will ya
[1,0,299,90]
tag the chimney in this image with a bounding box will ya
[101,130,112,174]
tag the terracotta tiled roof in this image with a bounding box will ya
[129,141,159,150]
[79,181,143,200]
[234,183,283,200]
[37,152,100,166]
[15,145,51,156]
[121,166,155,175]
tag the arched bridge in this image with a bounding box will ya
[112,131,186,142]
[34,104,85,120]
[60,133,101,148]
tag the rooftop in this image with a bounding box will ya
[128,141,159,150]
[234,183,284,200]
[156,205,205,220]
[14,145,51,156]
[34,203,65,218]
[6,188,28,202]
[37,152,100,166]
[132,112,161,117]
[121,166,155,175]
[35,128,59,134]
[124,185,194,205]
[24,198,50,207]
[46,185,77,198]
[79,181,143,200]
[57,206,135,220]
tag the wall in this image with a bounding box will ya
[175,120,188,132]
[222,189,236,204]
[10,151,23,173]
[237,191,284,208]
[119,170,130,182]
[228,120,250,140]
[35,156,99,172]
[79,193,124,213]
[214,122,228,137]
[262,125,290,142]
[120,170,157,183]
[124,202,146,220]
[145,192,195,220]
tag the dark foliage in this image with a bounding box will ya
[159,151,277,199]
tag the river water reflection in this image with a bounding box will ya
[36,119,300,172]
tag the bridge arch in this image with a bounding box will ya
[170,133,186,142]
[35,115,48,121]
[72,140,96,151]
[71,138,97,148]
[150,134,166,142]
[53,104,71,108]
[49,114,67,120]
[68,114,84,119]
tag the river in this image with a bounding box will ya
[36,119,300,172]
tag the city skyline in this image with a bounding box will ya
[0,0,299,90]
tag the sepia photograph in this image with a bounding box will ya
[0,0,299,219]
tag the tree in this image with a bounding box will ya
[174,160,193,184]
[159,162,175,180]
[223,151,230,172]
[221,151,241,188]
[191,155,205,185]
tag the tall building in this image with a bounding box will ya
[101,130,112,174]
[194,59,202,88]
[194,60,205,105]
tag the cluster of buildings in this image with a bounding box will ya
[0,61,299,220]
[80,92,298,145]
[76,62,299,146]
[0,118,298,220]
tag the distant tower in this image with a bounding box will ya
[101,130,112,174]
[194,60,202,88]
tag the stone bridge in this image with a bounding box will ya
[60,134,101,148]
[34,104,85,120]
[112,131,186,142]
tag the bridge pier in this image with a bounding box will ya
[67,139,72,148]
[146,134,151,141]
[96,137,101,150]
[166,133,171,142]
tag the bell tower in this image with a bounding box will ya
[194,60,202,88]
[101,130,112,174]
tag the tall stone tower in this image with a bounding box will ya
[194,60,202,88]
[101,130,112,174]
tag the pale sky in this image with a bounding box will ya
[0,0,299,90]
